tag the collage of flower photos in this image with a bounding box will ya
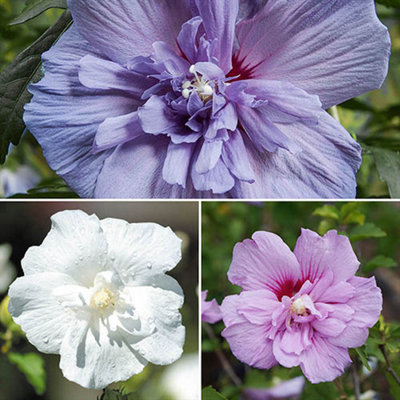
[0,1,400,400]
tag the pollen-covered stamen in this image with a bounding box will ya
[291,297,307,316]
[182,65,214,102]
[91,287,114,309]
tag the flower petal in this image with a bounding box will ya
[24,26,137,197]
[221,131,255,182]
[202,291,222,323]
[221,295,277,369]
[227,231,300,295]
[94,112,144,152]
[300,336,351,383]
[69,0,191,65]
[231,111,361,198]
[163,142,195,187]
[8,272,77,353]
[294,229,360,284]
[235,0,390,108]
[130,285,185,365]
[192,0,239,72]
[95,136,190,198]
[99,217,182,280]
[60,317,147,389]
[79,55,151,97]
[21,210,108,287]
[328,276,382,349]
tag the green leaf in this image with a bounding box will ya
[0,10,72,164]
[355,347,371,371]
[371,148,400,198]
[349,223,386,242]
[202,386,228,400]
[317,219,336,236]
[8,352,46,395]
[10,0,67,25]
[300,382,338,400]
[364,255,397,273]
[313,205,339,220]
[340,203,365,225]
[375,0,400,8]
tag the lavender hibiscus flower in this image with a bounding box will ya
[202,290,222,323]
[24,0,390,198]
[220,229,382,383]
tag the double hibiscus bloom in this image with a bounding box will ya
[25,0,390,198]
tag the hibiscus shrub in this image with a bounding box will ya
[0,1,399,198]
[202,202,400,399]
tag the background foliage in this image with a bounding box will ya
[0,1,399,197]
[202,201,400,400]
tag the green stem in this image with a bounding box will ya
[379,344,400,386]
[330,105,341,123]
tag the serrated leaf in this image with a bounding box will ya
[313,205,339,220]
[0,10,72,164]
[376,0,400,7]
[8,352,46,395]
[364,255,397,273]
[349,223,386,242]
[202,386,228,400]
[10,0,67,25]
[355,347,371,371]
[371,148,400,198]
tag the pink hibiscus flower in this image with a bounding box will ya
[221,229,382,383]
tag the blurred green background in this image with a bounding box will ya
[0,201,199,400]
[0,1,400,197]
[202,201,400,399]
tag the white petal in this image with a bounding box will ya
[22,210,109,286]
[8,272,76,353]
[130,285,185,365]
[100,218,182,280]
[59,317,147,389]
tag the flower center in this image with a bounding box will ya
[91,287,114,309]
[181,65,214,102]
[290,297,307,316]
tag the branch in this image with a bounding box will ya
[334,378,349,400]
[380,344,400,386]
[203,323,242,387]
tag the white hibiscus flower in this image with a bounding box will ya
[0,243,16,293]
[8,210,185,389]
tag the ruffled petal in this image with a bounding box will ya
[192,0,239,72]
[8,272,77,354]
[221,131,255,182]
[59,317,147,389]
[230,111,361,198]
[300,336,351,383]
[79,55,152,97]
[95,136,188,198]
[221,294,277,369]
[24,26,137,197]
[294,229,360,284]
[21,210,108,287]
[235,0,390,108]
[227,231,300,294]
[68,0,191,65]
[328,276,382,348]
[129,285,185,365]
[99,217,182,280]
